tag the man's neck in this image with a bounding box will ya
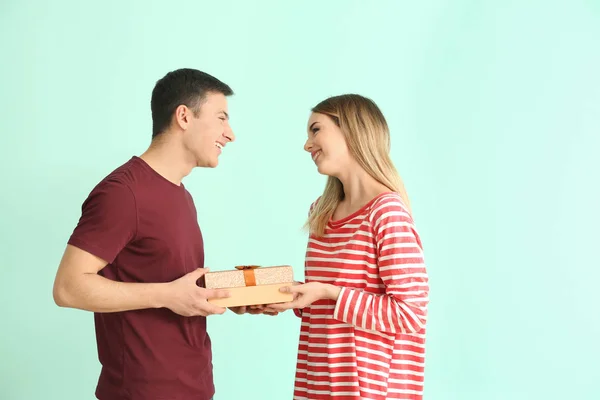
[139,136,195,186]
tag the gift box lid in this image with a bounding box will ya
[204,265,294,289]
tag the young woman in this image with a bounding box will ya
[270,94,430,400]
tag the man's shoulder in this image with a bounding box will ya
[77,158,143,208]
[94,157,144,192]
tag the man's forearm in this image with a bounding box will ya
[54,273,169,313]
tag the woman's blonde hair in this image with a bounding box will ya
[306,94,411,237]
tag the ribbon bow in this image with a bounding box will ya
[235,265,260,286]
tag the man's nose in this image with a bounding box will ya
[225,125,235,142]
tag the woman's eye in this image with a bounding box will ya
[312,128,320,134]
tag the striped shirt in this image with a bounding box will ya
[293,192,429,400]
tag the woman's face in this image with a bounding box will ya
[304,112,352,177]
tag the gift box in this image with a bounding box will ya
[204,265,294,308]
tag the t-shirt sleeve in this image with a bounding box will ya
[67,179,137,264]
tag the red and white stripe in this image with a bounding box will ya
[293,193,429,400]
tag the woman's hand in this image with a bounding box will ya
[269,282,341,311]
[228,305,279,316]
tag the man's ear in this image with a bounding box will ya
[174,105,190,130]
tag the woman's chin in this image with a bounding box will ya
[316,163,336,177]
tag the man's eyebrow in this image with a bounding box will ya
[219,110,229,120]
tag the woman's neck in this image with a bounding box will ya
[334,164,391,219]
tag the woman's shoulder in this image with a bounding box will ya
[367,192,413,223]
[370,192,408,211]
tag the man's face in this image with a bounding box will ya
[182,92,235,168]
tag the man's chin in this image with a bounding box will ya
[197,158,219,168]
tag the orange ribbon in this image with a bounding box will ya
[235,265,260,287]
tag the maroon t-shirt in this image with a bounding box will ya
[68,156,214,400]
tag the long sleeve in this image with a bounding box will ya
[332,197,429,334]
[293,281,305,318]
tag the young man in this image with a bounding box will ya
[53,68,244,400]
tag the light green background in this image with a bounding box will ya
[1,1,599,399]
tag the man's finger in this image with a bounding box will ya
[188,267,209,280]
[197,300,226,315]
[227,306,246,314]
[204,304,227,315]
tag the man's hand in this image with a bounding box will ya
[161,268,230,317]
